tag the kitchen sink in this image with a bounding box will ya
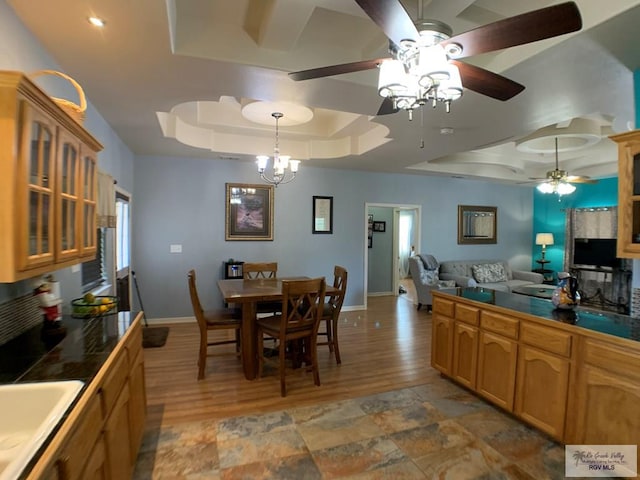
[0,380,84,480]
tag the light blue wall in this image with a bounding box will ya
[0,1,134,306]
[532,178,618,274]
[132,155,536,319]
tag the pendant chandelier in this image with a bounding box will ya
[256,112,299,187]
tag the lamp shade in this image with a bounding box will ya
[535,233,554,246]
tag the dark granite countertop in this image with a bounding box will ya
[0,311,140,480]
[442,287,640,343]
[0,311,139,384]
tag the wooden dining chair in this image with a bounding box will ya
[243,262,278,279]
[188,269,241,380]
[243,262,281,314]
[256,277,326,397]
[317,265,348,364]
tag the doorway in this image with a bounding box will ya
[364,203,421,309]
[115,189,132,310]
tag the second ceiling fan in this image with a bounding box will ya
[289,1,583,117]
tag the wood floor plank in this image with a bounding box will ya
[142,294,433,428]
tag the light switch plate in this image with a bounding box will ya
[170,244,182,253]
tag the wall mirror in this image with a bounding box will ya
[458,205,497,244]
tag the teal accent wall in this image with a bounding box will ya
[531,177,618,276]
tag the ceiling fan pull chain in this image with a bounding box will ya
[420,106,425,149]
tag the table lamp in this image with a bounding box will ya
[535,233,554,262]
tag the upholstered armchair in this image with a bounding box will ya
[408,254,457,311]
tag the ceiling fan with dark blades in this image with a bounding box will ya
[289,1,582,115]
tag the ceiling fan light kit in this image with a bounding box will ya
[290,1,582,120]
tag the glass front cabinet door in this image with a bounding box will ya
[611,129,640,258]
[19,104,57,271]
[0,71,103,282]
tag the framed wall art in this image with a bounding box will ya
[312,196,333,234]
[373,221,386,232]
[225,183,274,241]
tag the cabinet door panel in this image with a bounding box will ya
[515,346,569,440]
[105,383,133,480]
[56,128,81,261]
[452,322,478,389]
[129,348,147,462]
[573,365,640,446]
[431,314,453,374]
[477,331,517,411]
[80,147,97,257]
[18,104,56,270]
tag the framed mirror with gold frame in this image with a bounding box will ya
[458,205,497,244]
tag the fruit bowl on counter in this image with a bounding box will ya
[71,294,118,318]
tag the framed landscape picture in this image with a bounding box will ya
[225,183,274,241]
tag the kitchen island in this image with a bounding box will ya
[431,288,639,449]
[0,311,146,479]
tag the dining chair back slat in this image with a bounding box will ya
[243,262,278,279]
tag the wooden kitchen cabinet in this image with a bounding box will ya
[611,129,640,258]
[26,314,146,480]
[515,345,570,440]
[569,338,640,447]
[477,331,518,411]
[514,323,572,440]
[451,303,479,389]
[0,71,102,282]
[431,297,454,375]
[104,383,133,479]
[432,289,640,447]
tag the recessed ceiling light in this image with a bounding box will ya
[88,16,106,27]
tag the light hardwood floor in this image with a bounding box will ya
[142,292,432,428]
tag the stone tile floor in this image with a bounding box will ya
[132,375,593,479]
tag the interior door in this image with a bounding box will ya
[115,190,131,310]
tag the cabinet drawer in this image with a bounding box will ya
[100,348,128,416]
[57,392,102,480]
[521,322,572,358]
[583,339,640,381]
[455,304,479,326]
[433,297,455,317]
[481,311,519,339]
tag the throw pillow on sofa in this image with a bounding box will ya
[472,263,508,283]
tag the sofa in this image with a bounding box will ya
[438,259,544,292]
[408,255,456,311]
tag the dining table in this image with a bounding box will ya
[217,277,336,380]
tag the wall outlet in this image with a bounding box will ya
[170,244,182,253]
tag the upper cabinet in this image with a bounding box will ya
[0,71,103,283]
[612,129,640,258]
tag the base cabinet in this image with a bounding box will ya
[514,345,570,439]
[432,291,640,446]
[28,315,146,480]
[476,331,517,411]
[431,310,453,375]
[452,322,478,389]
[105,383,133,479]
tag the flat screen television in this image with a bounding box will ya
[573,238,619,268]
